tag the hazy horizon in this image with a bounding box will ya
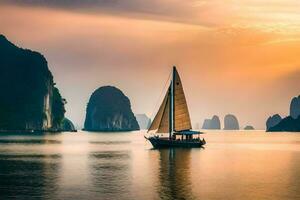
[1,1,300,129]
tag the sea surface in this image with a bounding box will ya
[0,131,299,200]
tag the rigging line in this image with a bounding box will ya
[149,69,172,122]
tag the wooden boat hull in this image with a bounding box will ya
[147,137,205,148]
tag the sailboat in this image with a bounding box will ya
[145,66,206,148]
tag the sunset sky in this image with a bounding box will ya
[1,0,300,129]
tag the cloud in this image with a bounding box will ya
[1,0,206,25]
[5,0,300,30]
[2,0,192,13]
[2,0,114,8]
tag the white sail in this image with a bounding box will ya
[173,68,192,131]
[148,87,170,133]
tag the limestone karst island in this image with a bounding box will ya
[0,35,75,132]
[84,86,140,132]
[267,96,300,132]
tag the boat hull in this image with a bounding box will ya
[147,137,205,148]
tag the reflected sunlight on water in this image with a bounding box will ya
[0,131,299,200]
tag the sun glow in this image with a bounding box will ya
[1,1,300,129]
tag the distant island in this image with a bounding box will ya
[266,114,282,130]
[135,114,151,130]
[202,115,221,130]
[267,95,300,132]
[224,114,239,130]
[60,118,76,132]
[244,125,255,130]
[201,114,248,131]
[84,86,140,132]
[0,35,75,132]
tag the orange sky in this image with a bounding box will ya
[1,1,300,129]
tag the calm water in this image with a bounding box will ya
[0,131,299,200]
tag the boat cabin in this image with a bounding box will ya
[173,130,203,141]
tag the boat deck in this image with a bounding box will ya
[147,136,205,148]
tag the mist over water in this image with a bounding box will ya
[0,131,299,200]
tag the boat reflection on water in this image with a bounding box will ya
[157,149,196,200]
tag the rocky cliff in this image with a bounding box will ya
[202,119,211,129]
[0,35,66,131]
[202,115,221,129]
[224,114,239,130]
[135,114,151,130]
[60,118,76,132]
[84,86,140,131]
[244,125,254,130]
[268,116,300,132]
[267,95,300,132]
[290,95,300,119]
[266,114,282,131]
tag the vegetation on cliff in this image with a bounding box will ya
[52,87,66,129]
[0,35,66,130]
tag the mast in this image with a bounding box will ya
[169,66,176,139]
[148,65,191,134]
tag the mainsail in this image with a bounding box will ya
[148,67,192,133]
[173,68,192,131]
